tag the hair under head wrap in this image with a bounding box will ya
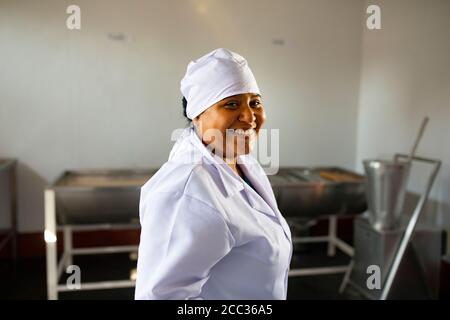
[180,48,261,120]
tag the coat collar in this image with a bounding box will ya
[238,155,292,240]
[188,127,278,219]
[170,126,245,198]
[169,126,291,240]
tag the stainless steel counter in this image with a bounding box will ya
[268,167,367,219]
[51,169,157,225]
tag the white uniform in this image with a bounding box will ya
[135,126,292,299]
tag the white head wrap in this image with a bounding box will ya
[180,48,261,120]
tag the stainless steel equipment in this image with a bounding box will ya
[363,159,410,230]
[341,154,442,299]
[348,215,443,299]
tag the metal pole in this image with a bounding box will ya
[327,216,337,256]
[380,156,441,300]
[339,260,354,293]
[63,226,73,269]
[45,189,58,300]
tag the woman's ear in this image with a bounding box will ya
[192,116,201,128]
[192,116,201,133]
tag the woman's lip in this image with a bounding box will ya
[228,128,256,137]
[229,126,257,131]
[231,125,257,130]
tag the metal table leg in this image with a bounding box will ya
[327,216,337,257]
[64,226,73,269]
[45,189,58,300]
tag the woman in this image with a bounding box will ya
[135,48,292,300]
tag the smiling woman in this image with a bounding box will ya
[190,92,266,177]
[135,48,292,300]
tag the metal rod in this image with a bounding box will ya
[289,266,350,277]
[63,226,73,268]
[395,153,439,164]
[406,117,429,164]
[45,189,58,300]
[57,280,136,292]
[57,253,68,279]
[333,238,354,257]
[339,260,354,293]
[58,223,140,232]
[380,157,441,300]
[70,245,138,255]
[0,233,13,251]
[327,216,337,256]
[292,236,329,243]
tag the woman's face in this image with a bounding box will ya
[193,93,266,160]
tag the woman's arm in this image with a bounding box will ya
[135,191,234,300]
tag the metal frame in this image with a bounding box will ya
[380,154,441,300]
[288,215,355,278]
[45,189,139,300]
[0,159,18,260]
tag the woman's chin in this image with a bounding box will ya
[235,144,253,157]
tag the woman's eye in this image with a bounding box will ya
[224,102,239,109]
[251,100,262,108]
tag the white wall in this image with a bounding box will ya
[0,0,364,232]
[356,0,450,227]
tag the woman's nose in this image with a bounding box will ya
[239,104,256,123]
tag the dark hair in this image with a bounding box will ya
[182,96,191,122]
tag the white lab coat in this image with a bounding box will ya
[135,126,292,300]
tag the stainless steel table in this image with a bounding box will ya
[45,169,157,300]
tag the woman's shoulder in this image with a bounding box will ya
[138,162,233,230]
[140,161,224,206]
